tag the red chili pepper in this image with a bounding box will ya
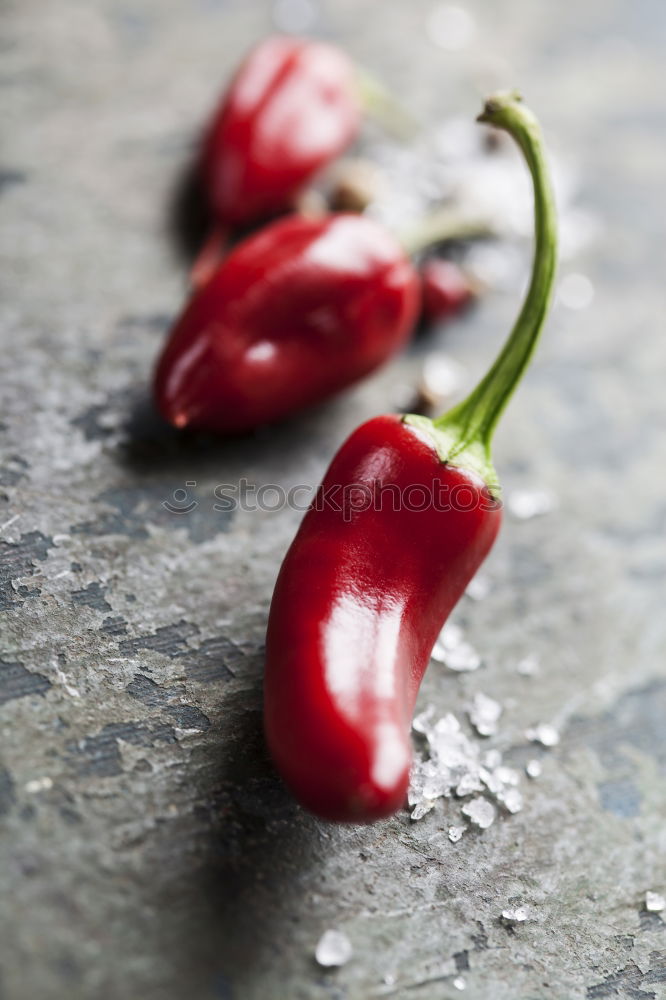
[154,213,420,433]
[420,258,475,324]
[265,415,501,820]
[200,36,360,227]
[264,92,558,822]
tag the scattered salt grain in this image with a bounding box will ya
[434,622,463,651]
[456,772,484,797]
[526,759,542,779]
[479,765,522,815]
[453,976,466,990]
[419,354,465,406]
[482,749,502,770]
[501,906,529,925]
[409,712,482,817]
[462,796,496,829]
[479,766,502,797]
[315,930,353,968]
[526,723,560,748]
[412,705,436,736]
[175,727,205,740]
[411,800,436,821]
[465,574,492,601]
[25,776,53,794]
[409,703,530,828]
[516,654,540,677]
[645,891,665,913]
[432,623,482,672]
[498,787,523,814]
[468,692,502,737]
[495,766,520,786]
[508,489,559,520]
[427,714,474,769]
[408,758,449,808]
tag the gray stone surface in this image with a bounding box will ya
[1,1,665,998]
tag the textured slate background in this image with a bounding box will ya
[1,1,665,998]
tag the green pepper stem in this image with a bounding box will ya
[435,92,558,457]
[399,206,493,257]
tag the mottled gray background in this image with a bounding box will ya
[1,1,665,998]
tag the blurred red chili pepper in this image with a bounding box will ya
[200,36,360,228]
[264,92,558,822]
[420,258,476,325]
[155,213,420,433]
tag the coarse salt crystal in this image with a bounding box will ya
[445,643,482,672]
[498,787,523,814]
[645,891,665,913]
[413,705,436,736]
[433,622,463,652]
[432,623,482,672]
[501,906,529,924]
[462,796,496,829]
[455,772,484,797]
[420,353,466,403]
[411,800,436,821]
[25,776,53,793]
[315,929,353,967]
[495,766,520,786]
[508,489,558,520]
[482,749,502,769]
[468,692,502,737]
[516,654,540,677]
[465,574,492,601]
[526,723,560,747]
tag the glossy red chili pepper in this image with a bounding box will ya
[155,213,419,433]
[420,258,475,324]
[265,415,501,820]
[200,36,360,227]
[264,92,558,822]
